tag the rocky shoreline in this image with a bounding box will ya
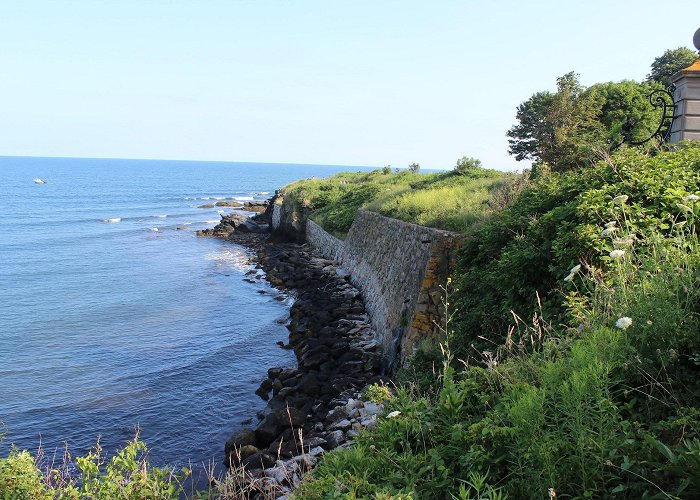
[198,201,387,497]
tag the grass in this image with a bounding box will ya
[280,168,511,236]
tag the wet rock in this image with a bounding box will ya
[225,428,256,453]
[274,407,307,428]
[207,202,383,491]
[255,414,282,447]
[242,451,276,469]
[215,200,243,207]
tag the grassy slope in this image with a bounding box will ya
[280,168,510,236]
[295,144,700,499]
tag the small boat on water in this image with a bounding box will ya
[33,178,46,184]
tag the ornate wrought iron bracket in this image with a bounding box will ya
[609,86,677,151]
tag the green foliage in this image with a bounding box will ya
[646,47,698,88]
[582,79,666,148]
[453,143,700,357]
[507,71,592,171]
[382,165,392,175]
[0,450,53,499]
[281,168,507,235]
[507,64,680,172]
[363,382,395,405]
[0,437,189,499]
[408,163,421,173]
[454,157,483,175]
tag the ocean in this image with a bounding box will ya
[0,156,369,477]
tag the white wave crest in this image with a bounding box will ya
[101,218,121,223]
[203,220,219,224]
[155,214,167,218]
[204,248,249,271]
[235,196,254,201]
[149,227,159,232]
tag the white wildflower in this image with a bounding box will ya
[615,317,633,330]
[677,203,693,213]
[613,237,635,247]
[604,221,617,228]
[386,411,401,419]
[602,227,618,236]
[684,194,699,202]
[609,249,626,259]
[613,195,629,205]
[564,264,581,282]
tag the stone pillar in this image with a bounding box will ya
[670,28,700,143]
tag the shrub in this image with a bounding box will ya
[453,156,482,175]
[0,436,190,499]
[453,143,700,358]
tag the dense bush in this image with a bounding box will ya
[0,436,190,499]
[453,144,700,357]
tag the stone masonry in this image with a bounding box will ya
[670,29,700,143]
[304,210,463,371]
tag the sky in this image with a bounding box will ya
[0,1,698,171]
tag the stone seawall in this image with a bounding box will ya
[304,210,463,370]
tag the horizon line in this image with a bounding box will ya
[0,153,385,170]
[0,154,489,172]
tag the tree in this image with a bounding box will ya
[507,71,669,173]
[408,162,420,173]
[453,156,482,175]
[382,165,391,174]
[581,80,663,146]
[646,47,697,88]
[506,90,555,163]
[507,71,594,171]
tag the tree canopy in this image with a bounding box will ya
[646,47,697,88]
[454,156,482,174]
[507,48,686,172]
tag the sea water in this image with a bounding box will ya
[0,156,368,476]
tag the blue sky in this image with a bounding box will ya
[0,1,698,170]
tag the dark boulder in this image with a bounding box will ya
[255,413,282,447]
[224,428,257,458]
[274,406,307,428]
